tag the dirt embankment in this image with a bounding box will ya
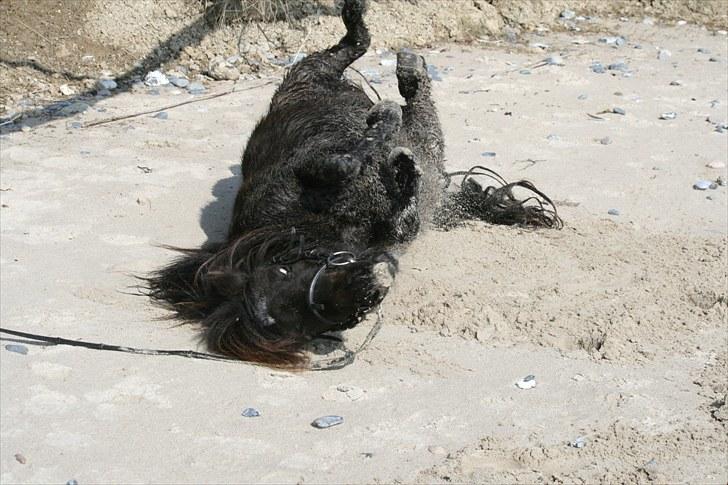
[1,0,726,119]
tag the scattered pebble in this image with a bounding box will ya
[311,415,344,429]
[590,62,605,74]
[569,436,587,448]
[708,57,719,62]
[169,77,189,88]
[571,373,585,381]
[706,161,726,169]
[560,9,576,20]
[209,57,240,81]
[187,82,206,95]
[69,121,83,129]
[716,176,726,186]
[97,78,117,90]
[659,112,677,120]
[530,42,549,50]
[59,84,75,96]
[657,48,672,61]
[427,65,443,81]
[241,407,260,417]
[697,47,710,54]
[693,180,712,190]
[481,151,496,157]
[709,100,720,108]
[577,94,588,100]
[607,62,629,72]
[669,80,682,86]
[66,480,78,485]
[14,453,26,464]
[546,134,560,141]
[20,125,31,133]
[5,344,28,355]
[677,20,687,26]
[599,136,612,145]
[612,107,626,115]
[153,111,168,120]
[608,208,620,216]
[519,69,532,75]
[144,70,169,87]
[599,36,626,47]
[545,55,565,66]
[515,374,536,390]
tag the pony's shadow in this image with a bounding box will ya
[198,164,242,247]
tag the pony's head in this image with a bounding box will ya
[146,227,396,367]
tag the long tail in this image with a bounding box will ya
[435,165,563,229]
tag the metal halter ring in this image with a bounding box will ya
[307,251,358,328]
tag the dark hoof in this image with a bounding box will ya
[388,147,421,202]
[396,51,428,99]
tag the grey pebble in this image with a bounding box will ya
[591,62,605,74]
[608,208,620,216]
[427,65,443,81]
[241,407,260,417]
[669,80,682,86]
[709,57,719,62]
[569,436,587,448]
[560,9,576,20]
[709,100,720,108]
[545,55,564,66]
[97,78,117,90]
[66,480,78,485]
[187,82,206,94]
[69,122,82,129]
[607,62,629,72]
[659,112,677,120]
[599,136,612,145]
[311,415,344,429]
[96,89,111,97]
[169,77,189,88]
[697,47,710,54]
[546,134,560,141]
[153,111,168,120]
[481,151,496,157]
[716,176,726,186]
[657,49,672,61]
[5,344,28,355]
[577,94,588,100]
[612,107,626,115]
[519,69,532,75]
[693,180,712,190]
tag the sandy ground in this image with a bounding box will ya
[1,17,727,484]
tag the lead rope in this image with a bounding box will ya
[0,309,383,371]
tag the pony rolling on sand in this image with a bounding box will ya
[147,0,560,368]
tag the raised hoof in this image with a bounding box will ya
[396,51,428,99]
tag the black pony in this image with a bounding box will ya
[147,0,560,368]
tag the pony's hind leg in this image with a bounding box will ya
[274,0,370,100]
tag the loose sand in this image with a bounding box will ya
[1,16,727,485]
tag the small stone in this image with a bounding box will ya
[69,122,83,129]
[577,94,588,100]
[66,480,78,485]
[530,42,549,49]
[59,84,75,96]
[427,65,443,81]
[697,47,710,54]
[716,176,726,186]
[607,208,620,216]
[571,373,585,381]
[677,20,687,26]
[187,83,205,95]
[311,415,344,429]
[428,445,448,456]
[96,89,111,97]
[599,36,626,46]
[20,125,31,133]
[14,453,26,464]
[481,151,496,157]
[519,69,532,75]
[612,107,626,115]
[706,161,726,169]
[607,62,629,72]
[97,78,117,90]
[659,112,677,120]
[169,76,189,88]
[669,80,682,86]
[569,436,587,448]
[657,49,672,61]
[515,374,536,390]
[545,55,564,66]
[144,70,169,86]
[591,62,605,73]
[693,180,712,190]
[241,407,260,417]
[153,112,168,120]
[60,101,89,116]
[209,57,240,81]
[599,136,612,145]
[560,9,576,20]
[709,57,719,62]
[546,134,560,141]
[5,344,28,355]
